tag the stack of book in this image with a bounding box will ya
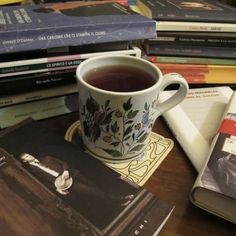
[136,0,236,87]
[0,0,156,128]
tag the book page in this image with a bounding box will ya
[159,86,233,171]
[181,98,228,144]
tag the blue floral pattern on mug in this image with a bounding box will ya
[81,96,154,158]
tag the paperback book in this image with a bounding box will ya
[0,1,156,54]
[154,21,236,33]
[152,62,236,84]
[0,41,132,62]
[0,93,78,129]
[159,86,233,171]
[137,0,236,23]
[0,45,141,77]
[191,91,236,224]
[136,0,236,32]
[0,70,76,95]
[0,119,174,235]
[145,32,236,47]
[0,83,77,108]
[144,44,236,59]
[147,55,236,66]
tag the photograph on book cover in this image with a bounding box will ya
[201,113,236,199]
[0,119,174,235]
[168,0,222,10]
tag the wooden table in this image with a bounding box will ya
[148,117,236,236]
[41,113,236,235]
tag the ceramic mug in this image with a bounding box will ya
[76,55,188,163]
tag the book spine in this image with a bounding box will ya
[153,63,236,84]
[145,44,236,59]
[0,46,141,77]
[151,33,236,47]
[147,56,236,66]
[0,71,76,95]
[156,21,236,32]
[0,22,155,54]
[0,57,82,77]
[0,93,78,129]
[0,83,77,108]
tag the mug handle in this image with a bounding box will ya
[154,73,189,119]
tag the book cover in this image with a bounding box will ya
[152,62,236,84]
[0,118,174,235]
[0,1,156,54]
[0,70,76,95]
[147,55,236,66]
[0,45,141,77]
[191,91,236,224]
[146,31,236,47]
[0,93,78,129]
[0,83,77,108]
[159,86,233,171]
[137,0,236,23]
[144,44,236,59]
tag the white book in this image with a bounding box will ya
[190,91,236,224]
[0,83,77,108]
[0,93,78,129]
[156,21,236,32]
[159,86,233,172]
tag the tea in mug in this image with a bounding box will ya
[84,65,156,92]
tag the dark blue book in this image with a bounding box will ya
[0,1,156,54]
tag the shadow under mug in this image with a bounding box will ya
[76,55,189,163]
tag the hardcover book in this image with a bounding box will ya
[0,1,156,54]
[0,119,174,235]
[159,86,233,171]
[137,0,236,23]
[191,91,236,224]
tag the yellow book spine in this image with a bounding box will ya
[154,63,236,84]
[0,0,24,5]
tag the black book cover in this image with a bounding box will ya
[0,118,174,235]
[0,70,76,95]
[147,31,236,47]
[137,0,236,23]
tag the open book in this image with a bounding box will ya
[0,118,174,236]
[159,86,233,172]
[190,91,236,224]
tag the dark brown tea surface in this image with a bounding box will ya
[84,65,156,92]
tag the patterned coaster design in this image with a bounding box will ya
[65,120,174,186]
